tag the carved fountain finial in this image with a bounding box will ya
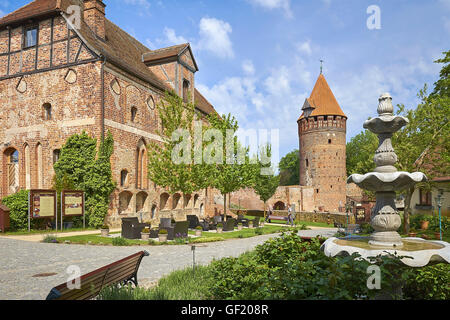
[377,93,394,115]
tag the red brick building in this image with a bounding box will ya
[297,73,347,212]
[0,0,217,226]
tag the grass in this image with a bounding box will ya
[54,225,289,246]
[244,215,334,228]
[98,265,212,300]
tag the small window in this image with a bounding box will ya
[24,26,38,48]
[43,103,52,120]
[328,139,332,144]
[419,189,432,206]
[306,159,309,167]
[53,149,60,164]
[183,79,190,103]
[131,107,137,122]
[316,189,319,194]
[120,170,128,187]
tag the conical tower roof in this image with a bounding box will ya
[298,74,346,120]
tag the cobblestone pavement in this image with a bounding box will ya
[0,228,337,300]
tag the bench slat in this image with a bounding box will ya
[55,257,140,296]
[47,251,148,300]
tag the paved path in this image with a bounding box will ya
[0,227,337,300]
[0,229,122,242]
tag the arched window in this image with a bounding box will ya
[160,193,170,210]
[172,193,181,210]
[5,148,19,194]
[24,144,31,189]
[43,103,52,120]
[131,106,137,122]
[136,139,147,189]
[36,143,43,189]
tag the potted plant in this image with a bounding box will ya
[434,232,441,240]
[159,229,168,242]
[420,216,430,230]
[408,229,417,237]
[195,226,203,237]
[237,222,243,231]
[260,220,265,227]
[216,223,223,233]
[141,227,150,241]
[248,220,254,229]
[100,224,109,237]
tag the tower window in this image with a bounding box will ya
[316,189,319,194]
[328,139,332,144]
[306,159,309,167]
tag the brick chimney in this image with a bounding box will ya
[83,0,106,40]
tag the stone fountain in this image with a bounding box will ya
[322,93,450,267]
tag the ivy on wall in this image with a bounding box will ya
[53,131,116,228]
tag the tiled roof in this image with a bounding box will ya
[298,74,346,120]
[194,88,217,116]
[0,0,60,27]
[142,43,199,71]
[0,0,216,115]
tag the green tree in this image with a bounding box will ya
[393,50,450,233]
[252,145,280,219]
[394,89,450,232]
[147,91,211,196]
[53,131,116,228]
[278,149,299,186]
[206,113,258,220]
[346,129,378,176]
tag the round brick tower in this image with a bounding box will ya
[297,74,347,213]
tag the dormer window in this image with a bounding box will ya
[24,26,38,48]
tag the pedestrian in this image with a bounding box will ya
[287,204,293,226]
[266,204,273,222]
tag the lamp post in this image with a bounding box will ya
[435,193,444,241]
[345,203,352,227]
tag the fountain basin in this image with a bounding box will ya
[363,115,408,133]
[321,237,450,267]
[348,171,427,192]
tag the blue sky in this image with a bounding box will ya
[1,0,449,165]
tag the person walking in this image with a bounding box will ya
[287,204,293,226]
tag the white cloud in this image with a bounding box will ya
[163,27,188,45]
[197,17,234,59]
[248,0,293,18]
[242,60,255,75]
[145,38,156,50]
[296,40,312,56]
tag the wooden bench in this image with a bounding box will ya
[266,215,288,223]
[46,251,149,300]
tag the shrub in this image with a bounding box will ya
[142,227,150,233]
[42,234,58,243]
[159,229,168,235]
[112,237,128,246]
[360,222,374,234]
[101,224,109,230]
[255,228,263,235]
[1,190,30,230]
[195,226,203,230]
[403,263,450,300]
[217,223,223,228]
